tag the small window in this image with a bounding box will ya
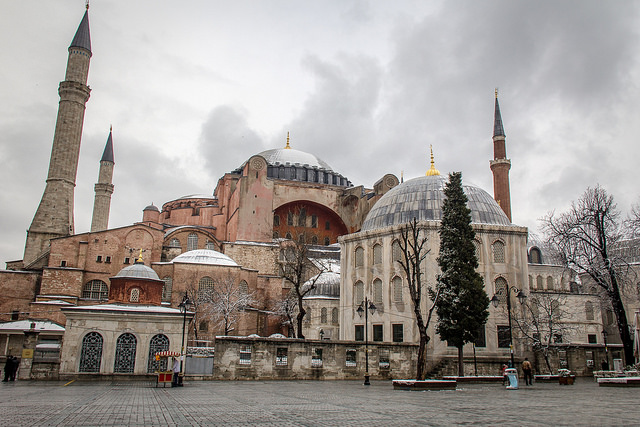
[547,276,554,290]
[473,240,481,261]
[273,214,280,227]
[325,221,330,230]
[60,260,67,267]
[239,345,252,365]
[497,325,511,348]
[298,209,306,227]
[529,275,534,290]
[355,247,364,267]
[187,233,198,251]
[492,241,505,263]
[392,240,402,262]
[530,247,542,264]
[124,257,130,264]
[11,310,19,321]
[324,237,330,246]
[373,324,383,342]
[355,325,364,341]
[276,348,288,366]
[199,321,208,332]
[298,234,306,244]
[331,307,338,324]
[588,334,597,344]
[537,276,543,289]
[287,212,294,226]
[96,255,102,263]
[373,279,383,306]
[393,277,403,303]
[354,281,364,306]
[554,333,563,344]
[273,231,280,239]
[130,288,140,302]
[205,241,216,250]
[379,348,390,369]
[475,325,486,347]
[285,232,292,240]
[373,244,382,264]
[312,348,323,367]
[320,307,328,323]
[311,235,318,245]
[392,324,403,342]
[239,281,249,295]
[495,277,508,303]
[169,238,181,248]
[585,301,595,321]
[346,349,357,367]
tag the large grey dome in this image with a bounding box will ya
[361,175,510,231]
[258,147,333,171]
[172,249,238,266]
[303,271,340,299]
[115,261,160,280]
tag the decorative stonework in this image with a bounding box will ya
[250,157,266,171]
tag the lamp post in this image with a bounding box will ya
[602,329,609,370]
[178,291,192,386]
[491,286,527,368]
[357,297,376,385]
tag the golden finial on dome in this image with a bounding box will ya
[86,0,90,10]
[425,145,441,176]
[137,249,144,263]
[495,87,498,98]
[285,132,291,149]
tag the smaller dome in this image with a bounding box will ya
[303,271,340,298]
[115,261,160,280]
[144,203,159,212]
[172,249,238,266]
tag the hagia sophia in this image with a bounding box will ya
[0,7,619,379]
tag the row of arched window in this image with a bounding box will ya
[353,277,404,307]
[353,239,506,267]
[272,231,331,246]
[79,332,169,374]
[168,234,217,252]
[528,274,566,291]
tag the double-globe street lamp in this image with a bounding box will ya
[357,297,377,385]
[178,292,193,386]
[491,286,527,367]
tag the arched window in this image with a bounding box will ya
[239,280,249,295]
[273,231,279,239]
[147,334,169,373]
[551,300,560,320]
[205,240,216,250]
[187,233,198,251]
[547,276,554,290]
[130,288,140,302]
[199,321,208,332]
[560,277,566,290]
[324,237,330,246]
[355,247,364,267]
[320,307,328,323]
[331,307,339,324]
[287,212,294,226]
[473,240,481,261]
[79,332,103,373]
[495,277,508,303]
[198,276,215,301]
[82,280,108,300]
[114,333,137,373]
[373,244,382,265]
[311,235,318,245]
[537,276,543,290]
[373,279,383,305]
[169,238,181,248]
[393,276,403,303]
[298,208,306,227]
[298,234,306,244]
[273,214,280,227]
[530,247,542,264]
[492,241,505,263]
[585,301,595,321]
[162,276,173,302]
[392,240,402,262]
[528,275,534,290]
[354,281,364,306]
[285,232,292,240]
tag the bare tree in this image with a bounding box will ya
[201,276,256,336]
[397,218,440,381]
[278,239,328,339]
[273,292,299,337]
[542,185,634,364]
[511,293,579,373]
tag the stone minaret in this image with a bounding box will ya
[90,127,115,232]
[490,89,512,222]
[23,7,92,267]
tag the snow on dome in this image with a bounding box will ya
[361,175,510,231]
[258,147,334,171]
[115,261,160,280]
[303,271,340,298]
[172,249,238,266]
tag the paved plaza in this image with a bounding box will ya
[0,378,638,426]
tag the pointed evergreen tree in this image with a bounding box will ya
[434,172,489,376]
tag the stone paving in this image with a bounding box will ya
[0,378,638,426]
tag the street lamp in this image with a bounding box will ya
[357,297,376,385]
[491,286,527,367]
[602,329,610,370]
[178,291,192,386]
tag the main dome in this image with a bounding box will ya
[257,147,333,170]
[361,175,510,231]
[172,249,238,266]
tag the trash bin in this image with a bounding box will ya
[505,368,518,389]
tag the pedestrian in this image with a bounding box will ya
[172,357,180,387]
[3,356,14,382]
[601,359,609,371]
[501,363,508,386]
[522,357,533,385]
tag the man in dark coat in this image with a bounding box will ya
[3,356,14,382]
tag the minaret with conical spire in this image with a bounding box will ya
[23,6,92,267]
[91,127,115,232]
[490,89,512,222]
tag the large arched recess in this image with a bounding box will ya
[273,201,348,245]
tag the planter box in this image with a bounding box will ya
[393,379,457,391]
[559,376,575,385]
[598,377,640,387]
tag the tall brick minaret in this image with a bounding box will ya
[490,89,512,222]
[90,127,115,232]
[23,7,92,267]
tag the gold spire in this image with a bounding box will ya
[495,87,498,98]
[426,145,441,176]
[137,249,144,263]
[86,0,90,10]
[285,132,291,149]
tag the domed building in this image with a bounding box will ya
[339,149,530,373]
[301,267,341,340]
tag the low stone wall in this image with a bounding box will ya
[212,336,418,380]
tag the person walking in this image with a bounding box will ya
[172,357,180,387]
[501,364,508,386]
[522,358,533,385]
[3,356,16,382]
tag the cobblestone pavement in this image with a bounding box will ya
[0,378,638,426]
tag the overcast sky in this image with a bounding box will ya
[1,1,639,266]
